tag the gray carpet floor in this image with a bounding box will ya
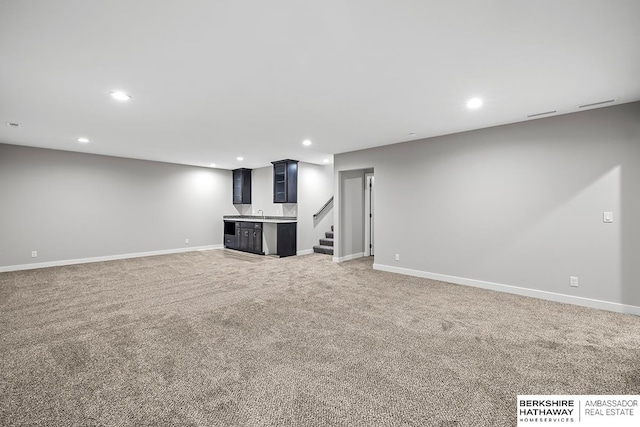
[1,250,639,426]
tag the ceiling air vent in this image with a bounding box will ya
[527,110,557,118]
[5,121,20,128]
[578,99,615,109]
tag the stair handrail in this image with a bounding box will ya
[313,196,334,219]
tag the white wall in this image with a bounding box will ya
[333,102,640,314]
[297,162,334,253]
[0,144,235,270]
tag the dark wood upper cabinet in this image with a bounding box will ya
[271,159,298,203]
[232,168,251,204]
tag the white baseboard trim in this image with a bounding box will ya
[296,249,314,256]
[0,245,223,273]
[333,252,364,263]
[373,263,640,316]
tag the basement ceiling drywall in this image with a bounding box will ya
[1,0,639,169]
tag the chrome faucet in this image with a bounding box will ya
[257,209,264,218]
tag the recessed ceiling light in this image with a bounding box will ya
[323,158,330,163]
[408,132,416,136]
[77,137,90,143]
[209,163,216,167]
[110,91,131,101]
[467,98,483,109]
[303,139,312,146]
[237,156,244,161]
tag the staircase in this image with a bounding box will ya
[313,226,334,255]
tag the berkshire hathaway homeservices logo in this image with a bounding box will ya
[517,395,639,426]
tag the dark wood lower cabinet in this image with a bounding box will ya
[238,222,262,254]
[276,222,296,257]
[224,221,263,254]
[252,226,262,253]
[224,220,296,257]
[239,226,250,251]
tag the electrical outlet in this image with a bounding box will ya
[570,276,579,287]
[31,251,37,258]
[185,238,189,245]
[395,254,400,261]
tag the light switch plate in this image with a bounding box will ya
[603,212,613,223]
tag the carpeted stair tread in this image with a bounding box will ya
[313,245,334,255]
[319,238,333,247]
[325,231,334,238]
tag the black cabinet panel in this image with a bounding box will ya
[240,227,250,251]
[235,223,241,248]
[286,161,297,203]
[277,223,297,257]
[271,160,297,203]
[232,168,251,204]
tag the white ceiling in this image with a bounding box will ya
[1,1,639,170]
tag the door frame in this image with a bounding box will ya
[364,173,374,256]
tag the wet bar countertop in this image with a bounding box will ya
[223,215,297,223]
